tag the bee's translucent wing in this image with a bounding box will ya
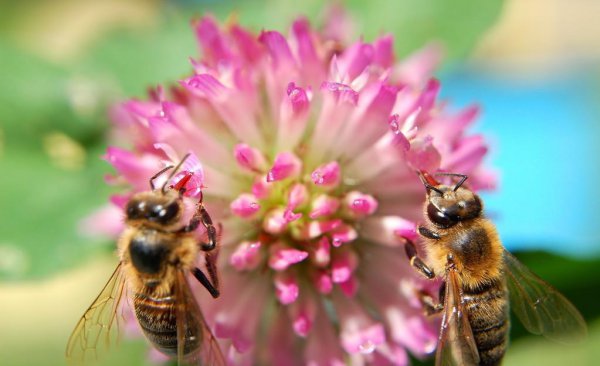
[504,250,587,343]
[66,263,126,364]
[435,268,480,366]
[174,270,226,366]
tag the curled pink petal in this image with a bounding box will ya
[269,246,309,271]
[344,191,378,217]
[234,143,267,172]
[311,161,341,187]
[231,193,261,218]
[266,152,302,182]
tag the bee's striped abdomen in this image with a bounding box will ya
[463,280,510,366]
[134,292,200,356]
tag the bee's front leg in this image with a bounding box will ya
[403,237,435,279]
[418,226,441,240]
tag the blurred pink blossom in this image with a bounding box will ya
[97,13,495,366]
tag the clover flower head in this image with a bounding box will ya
[101,13,494,366]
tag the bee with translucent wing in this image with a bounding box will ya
[66,153,226,366]
[403,171,587,366]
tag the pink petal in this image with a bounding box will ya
[305,305,346,366]
[263,208,289,234]
[276,83,312,151]
[230,241,263,271]
[337,41,374,81]
[339,276,359,297]
[320,81,359,105]
[330,224,358,247]
[313,270,333,294]
[269,245,309,271]
[311,161,341,187]
[104,147,162,191]
[331,251,358,283]
[230,24,263,64]
[362,216,417,247]
[373,35,394,69]
[234,143,267,172]
[266,152,302,182]
[283,209,302,223]
[230,193,261,218]
[406,136,441,172]
[310,236,331,267]
[344,191,378,217]
[182,73,264,147]
[301,219,342,239]
[289,294,318,337]
[394,42,443,87]
[274,272,300,304]
[193,16,233,66]
[309,195,340,219]
[287,183,308,211]
[291,18,325,84]
[259,30,297,70]
[252,175,273,199]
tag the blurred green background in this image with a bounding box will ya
[1,0,599,365]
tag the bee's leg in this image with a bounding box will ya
[418,226,441,240]
[404,237,435,279]
[179,200,218,252]
[417,289,443,316]
[192,266,220,298]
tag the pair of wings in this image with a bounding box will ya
[435,250,587,366]
[65,263,226,366]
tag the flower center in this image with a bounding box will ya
[229,149,378,303]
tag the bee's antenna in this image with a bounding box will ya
[417,170,444,194]
[161,153,192,194]
[150,165,174,191]
[434,172,469,192]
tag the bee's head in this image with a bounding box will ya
[125,154,196,227]
[125,190,183,226]
[418,171,482,228]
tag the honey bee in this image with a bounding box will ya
[66,154,225,365]
[403,171,587,366]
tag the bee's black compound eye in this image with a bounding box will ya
[126,200,146,219]
[149,201,180,223]
[427,202,456,228]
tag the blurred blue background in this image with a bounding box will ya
[0,0,599,365]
